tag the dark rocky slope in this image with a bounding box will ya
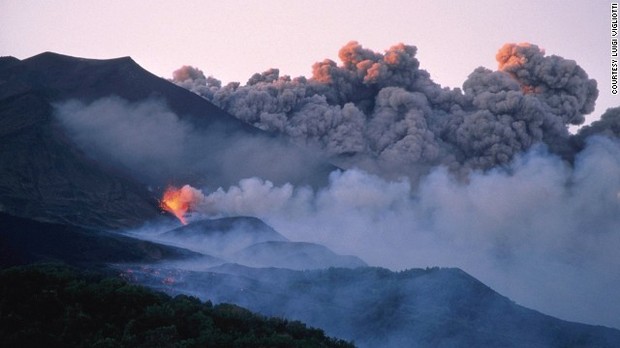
[0,53,334,229]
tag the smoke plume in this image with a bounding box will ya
[173,42,598,178]
[167,135,620,329]
[53,97,333,188]
[162,42,620,328]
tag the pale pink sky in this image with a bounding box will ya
[1,0,615,125]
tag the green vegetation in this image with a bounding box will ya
[0,264,354,348]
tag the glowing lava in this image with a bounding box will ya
[160,186,191,224]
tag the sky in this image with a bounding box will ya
[1,0,617,126]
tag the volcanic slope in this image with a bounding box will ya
[0,53,333,229]
[150,216,367,270]
[0,212,207,268]
[126,263,620,348]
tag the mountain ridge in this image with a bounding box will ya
[0,52,334,229]
[0,212,203,267]
[125,263,620,348]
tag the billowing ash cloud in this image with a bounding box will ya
[173,41,598,178]
[496,43,597,126]
[574,106,620,145]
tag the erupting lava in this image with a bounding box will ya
[160,186,190,224]
[159,184,206,224]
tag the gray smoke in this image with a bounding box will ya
[53,96,333,189]
[173,42,598,178]
[575,106,620,145]
[53,97,192,183]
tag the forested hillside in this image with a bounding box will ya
[0,264,354,348]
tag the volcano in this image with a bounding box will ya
[0,52,333,229]
[1,52,619,347]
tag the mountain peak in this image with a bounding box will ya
[24,51,136,66]
[0,56,20,70]
[1,51,262,131]
[0,51,334,228]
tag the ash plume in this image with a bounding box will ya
[173,41,599,178]
[574,106,620,146]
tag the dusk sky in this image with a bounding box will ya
[1,0,616,127]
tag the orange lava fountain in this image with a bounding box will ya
[160,186,190,224]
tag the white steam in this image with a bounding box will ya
[181,137,620,329]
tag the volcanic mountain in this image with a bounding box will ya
[0,53,333,229]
